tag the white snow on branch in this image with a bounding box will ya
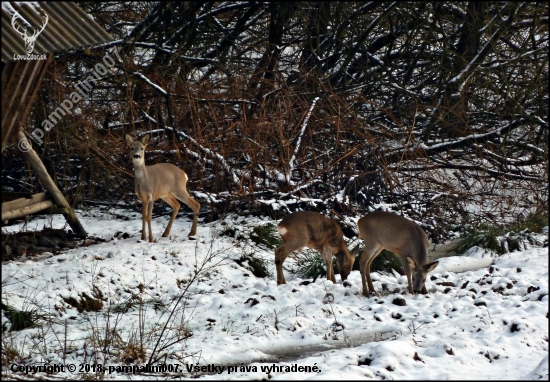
[287,97,320,183]
[180,55,220,64]
[139,117,202,162]
[430,156,540,181]
[140,112,241,186]
[134,72,168,95]
[420,119,527,151]
[449,3,521,86]
[383,118,529,161]
[197,98,258,105]
[532,115,548,129]
[89,40,175,55]
[448,29,500,86]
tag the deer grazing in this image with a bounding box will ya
[357,211,439,297]
[275,211,360,285]
[125,134,200,242]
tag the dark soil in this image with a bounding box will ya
[2,227,106,262]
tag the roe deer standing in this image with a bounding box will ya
[357,211,438,297]
[275,211,360,285]
[125,134,200,242]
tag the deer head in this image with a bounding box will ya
[11,10,49,54]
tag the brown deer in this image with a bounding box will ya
[125,134,200,242]
[275,211,360,285]
[357,211,439,297]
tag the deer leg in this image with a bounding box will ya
[359,243,383,297]
[365,252,380,293]
[401,254,414,295]
[274,246,288,285]
[188,197,200,236]
[161,194,180,237]
[406,273,413,294]
[359,248,370,297]
[147,196,154,242]
[175,189,200,236]
[321,247,336,283]
[140,201,147,241]
[275,242,301,285]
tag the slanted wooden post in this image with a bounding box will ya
[16,129,87,236]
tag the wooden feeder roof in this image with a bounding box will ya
[2,1,112,62]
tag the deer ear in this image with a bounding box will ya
[425,261,439,273]
[407,256,418,269]
[125,134,134,146]
[141,134,151,145]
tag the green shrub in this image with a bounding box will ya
[249,223,282,251]
[451,211,548,256]
[452,224,506,255]
[517,212,548,233]
[219,222,281,251]
[234,253,272,278]
[290,241,406,281]
[1,302,41,332]
[290,249,329,281]
[350,244,405,275]
[218,225,237,238]
[221,223,277,279]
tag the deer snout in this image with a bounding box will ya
[413,287,428,295]
[133,154,141,159]
[340,268,351,281]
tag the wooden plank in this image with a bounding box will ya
[2,193,48,212]
[16,129,87,236]
[2,200,54,221]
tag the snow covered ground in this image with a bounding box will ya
[1,208,548,380]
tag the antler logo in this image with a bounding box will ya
[11,10,49,54]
